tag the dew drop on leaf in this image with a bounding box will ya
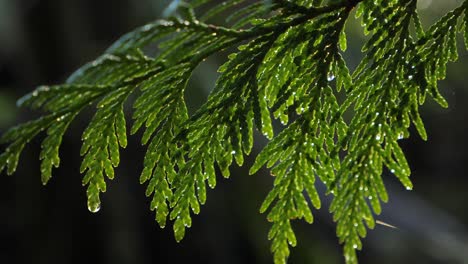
[397,133,404,140]
[88,203,101,213]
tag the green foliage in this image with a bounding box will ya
[1,0,468,263]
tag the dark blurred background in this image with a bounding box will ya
[1,0,468,263]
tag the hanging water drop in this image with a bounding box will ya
[88,203,101,213]
[375,134,381,141]
[398,133,404,140]
[327,74,335,81]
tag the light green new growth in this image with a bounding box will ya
[1,0,467,263]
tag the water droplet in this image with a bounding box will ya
[398,133,404,140]
[231,150,236,155]
[353,244,358,249]
[408,75,413,80]
[142,24,152,31]
[406,186,413,191]
[390,169,395,174]
[327,74,335,81]
[375,134,381,141]
[88,203,101,213]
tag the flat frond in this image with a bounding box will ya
[80,87,132,212]
[2,0,468,263]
